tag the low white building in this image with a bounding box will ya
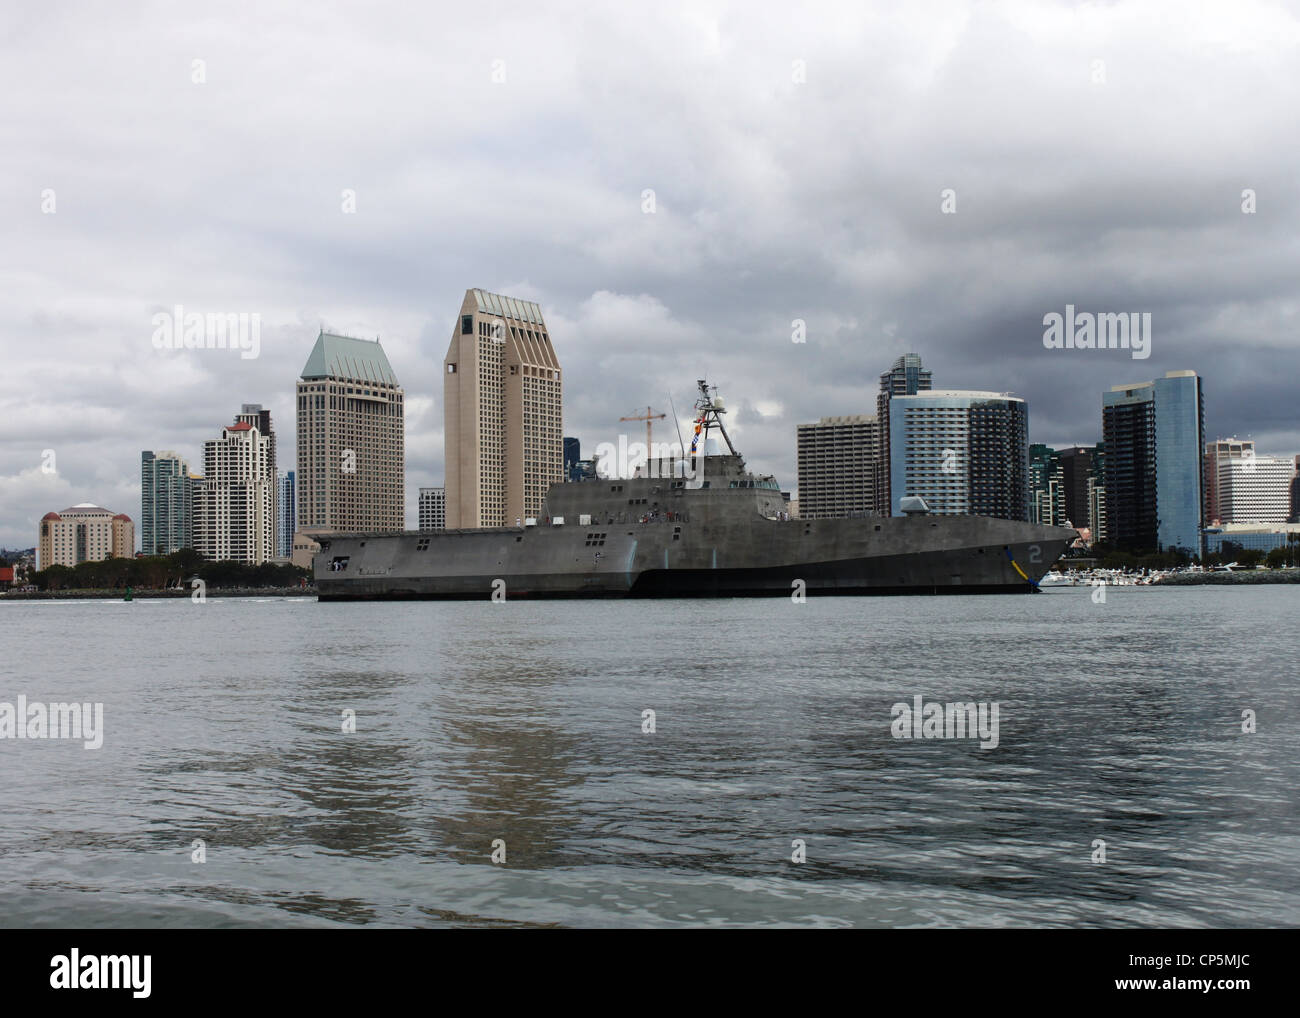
[1206,439,1293,524]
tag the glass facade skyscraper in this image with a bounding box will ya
[277,470,295,558]
[875,353,932,517]
[1102,370,1204,555]
[1029,444,1066,526]
[1101,384,1157,549]
[889,390,1029,521]
[1152,371,1205,555]
[140,450,196,555]
[563,437,582,483]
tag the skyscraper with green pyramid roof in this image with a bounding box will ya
[296,331,405,533]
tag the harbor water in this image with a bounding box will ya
[1,585,1296,927]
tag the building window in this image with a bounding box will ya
[447,363,457,373]
[461,315,473,335]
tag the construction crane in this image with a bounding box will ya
[620,405,667,453]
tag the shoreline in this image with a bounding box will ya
[1153,569,1300,585]
[0,587,317,600]
[1048,567,1300,586]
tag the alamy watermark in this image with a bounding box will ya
[50,950,150,998]
[594,435,703,482]
[890,695,999,749]
[151,305,260,359]
[1043,304,1150,360]
[0,696,103,749]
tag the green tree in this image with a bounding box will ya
[32,564,73,590]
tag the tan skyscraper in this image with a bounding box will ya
[796,415,879,519]
[444,290,562,528]
[297,331,405,533]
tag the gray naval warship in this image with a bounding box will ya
[315,381,1075,600]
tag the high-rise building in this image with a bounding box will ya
[237,404,276,539]
[1088,476,1108,544]
[444,289,562,528]
[1029,444,1066,527]
[418,487,446,530]
[236,404,275,475]
[889,391,1029,520]
[1290,456,1300,523]
[1153,371,1205,555]
[194,418,275,563]
[563,437,583,483]
[796,415,879,518]
[141,450,196,555]
[1204,439,1292,524]
[561,437,596,483]
[1057,446,1095,528]
[1204,437,1240,525]
[1102,370,1204,555]
[1088,443,1107,544]
[875,353,932,516]
[297,331,405,533]
[1101,383,1157,549]
[277,470,296,557]
[38,504,134,569]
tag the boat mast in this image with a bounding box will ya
[694,379,736,456]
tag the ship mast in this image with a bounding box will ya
[692,379,736,456]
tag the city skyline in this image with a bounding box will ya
[8,330,1298,554]
[4,2,1300,947]
[5,4,1300,549]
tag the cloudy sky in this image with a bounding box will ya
[3,0,1298,549]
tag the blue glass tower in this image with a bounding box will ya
[1102,370,1203,556]
[1152,371,1205,555]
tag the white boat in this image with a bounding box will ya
[1038,572,1075,587]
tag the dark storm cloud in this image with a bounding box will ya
[3,0,1299,547]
